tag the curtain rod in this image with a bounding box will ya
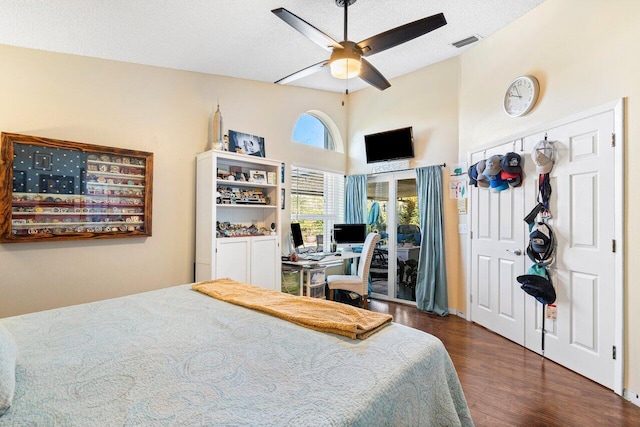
[356,162,446,177]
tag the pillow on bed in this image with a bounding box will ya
[0,323,18,415]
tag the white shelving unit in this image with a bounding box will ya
[195,150,282,291]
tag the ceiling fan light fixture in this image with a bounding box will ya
[329,42,362,79]
[330,57,361,79]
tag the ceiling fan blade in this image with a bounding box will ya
[357,13,447,57]
[359,58,391,91]
[275,60,329,85]
[272,8,342,51]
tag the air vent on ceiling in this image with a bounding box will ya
[452,35,481,48]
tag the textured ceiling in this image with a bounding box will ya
[0,0,544,93]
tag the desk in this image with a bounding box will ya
[282,252,361,297]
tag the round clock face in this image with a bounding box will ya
[504,75,539,117]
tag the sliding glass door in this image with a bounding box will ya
[368,170,420,303]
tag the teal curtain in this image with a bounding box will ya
[345,175,367,224]
[415,166,449,316]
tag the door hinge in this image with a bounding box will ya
[612,133,616,147]
[613,346,617,360]
[470,294,473,304]
[470,230,473,239]
[612,239,616,253]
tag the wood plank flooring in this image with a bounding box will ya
[369,299,640,426]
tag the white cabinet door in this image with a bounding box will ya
[250,236,280,290]
[216,238,250,283]
[215,236,280,290]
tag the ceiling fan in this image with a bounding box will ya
[272,0,447,91]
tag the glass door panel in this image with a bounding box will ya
[395,178,419,302]
[367,180,389,297]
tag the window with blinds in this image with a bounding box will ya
[290,166,344,250]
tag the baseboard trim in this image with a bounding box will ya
[623,389,640,407]
[448,308,466,319]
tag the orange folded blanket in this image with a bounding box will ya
[192,279,393,339]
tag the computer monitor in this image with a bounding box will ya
[333,223,367,250]
[291,223,304,251]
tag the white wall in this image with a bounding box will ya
[458,0,640,398]
[0,44,347,318]
[348,57,465,311]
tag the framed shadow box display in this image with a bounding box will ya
[0,132,153,243]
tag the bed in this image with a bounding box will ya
[0,283,473,426]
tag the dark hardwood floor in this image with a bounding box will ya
[369,299,640,426]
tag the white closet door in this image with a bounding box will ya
[523,110,616,389]
[470,141,526,345]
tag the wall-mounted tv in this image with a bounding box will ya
[364,126,414,164]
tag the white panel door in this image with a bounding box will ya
[470,141,526,345]
[250,236,280,291]
[523,110,616,388]
[216,238,250,283]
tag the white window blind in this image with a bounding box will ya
[290,166,344,248]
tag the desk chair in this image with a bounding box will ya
[327,232,380,309]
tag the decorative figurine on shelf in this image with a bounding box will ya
[270,223,276,236]
[207,102,224,151]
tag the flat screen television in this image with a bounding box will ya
[291,223,304,250]
[333,223,367,247]
[364,126,414,164]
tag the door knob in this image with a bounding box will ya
[506,249,522,256]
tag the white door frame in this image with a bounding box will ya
[465,99,625,395]
[368,169,417,302]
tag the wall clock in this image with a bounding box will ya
[503,75,540,117]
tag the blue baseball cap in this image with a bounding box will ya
[489,175,509,192]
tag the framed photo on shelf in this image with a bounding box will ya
[267,172,276,185]
[249,170,266,184]
[228,130,265,157]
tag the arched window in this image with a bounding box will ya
[292,111,343,153]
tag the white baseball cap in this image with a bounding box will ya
[531,140,554,174]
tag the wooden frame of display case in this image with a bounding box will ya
[0,132,153,243]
